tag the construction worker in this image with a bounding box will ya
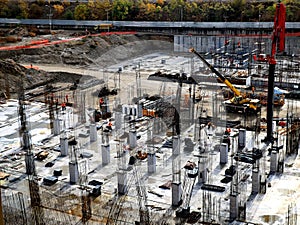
[61,102,66,111]
[99,97,104,109]
[225,127,231,135]
[65,94,69,103]
[106,119,113,131]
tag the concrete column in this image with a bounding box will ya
[102,144,110,165]
[22,131,31,149]
[172,136,180,156]
[69,161,79,184]
[25,152,35,175]
[147,127,152,142]
[102,130,109,145]
[153,117,160,134]
[147,152,156,173]
[117,170,128,195]
[270,151,278,173]
[90,123,97,142]
[129,129,137,149]
[53,118,60,135]
[229,194,238,222]
[238,128,246,148]
[60,136,68,156]
[172,182,182,206]
[198,161,207,184]
[252,169,260,193]
[115,111,122,131]
[220,143,228,164]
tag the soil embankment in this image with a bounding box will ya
[0,28,173,96]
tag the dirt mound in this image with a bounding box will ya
[0,31,173,98]
[0,33,173,67]
[0,59,51,94]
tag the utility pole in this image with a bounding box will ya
[45,3,52,33]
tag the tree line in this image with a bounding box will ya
[0,0,299,22]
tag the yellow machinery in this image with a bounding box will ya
[189,48,261,114]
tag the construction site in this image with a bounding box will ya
[0,3,300,225]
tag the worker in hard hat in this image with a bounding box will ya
[61,102,66,111]
[99,97,104,109]
[106,119,113,131]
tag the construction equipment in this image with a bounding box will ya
[189,48,261,114]
[266,1,286,142]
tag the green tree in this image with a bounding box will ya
[283,0,300,22]
[63,9,73,20]
[29,3,43,19]
[229,0,246,21]
[74,4,89,20]
[168,0,186,21]
[112,0,133,21]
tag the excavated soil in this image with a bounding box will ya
[0,28,173,97]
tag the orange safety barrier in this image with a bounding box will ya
[30,39,49,45]
[24,65,40,70]
[0,31,137,51]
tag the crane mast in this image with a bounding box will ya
[266,1,285,142]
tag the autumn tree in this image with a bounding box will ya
[74,4,89,20]
[18,0,29,19]
[53,4,64,18]
[112,0,133,21]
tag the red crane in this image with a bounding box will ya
[266,1,286,142]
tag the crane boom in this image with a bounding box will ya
[189,48,241,97]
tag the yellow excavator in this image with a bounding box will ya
[189,48,261,114]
